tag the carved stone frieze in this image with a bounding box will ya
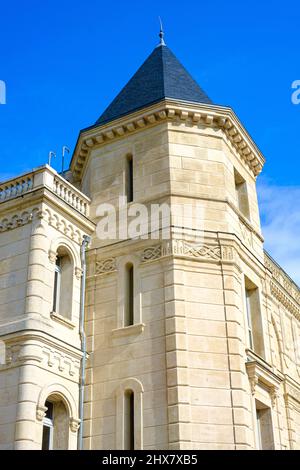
[95,257,117,275]
[141,240,235,263]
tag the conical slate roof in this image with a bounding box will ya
[96,43,212,125]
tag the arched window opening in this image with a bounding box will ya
[42,397,69,450]
[124,263,134,326]
[125,155,133,203]
[124,390,134,450]
[52,247,73,319]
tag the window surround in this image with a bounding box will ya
[234,168,251,220]
[116,378,144,450]
[36,384,80,450]
[49,238,80,325]
[245,354,281,450]
[50,311,76,329]
[255,400,275,450]
[116,256,142,331]
[125,154,134,203]
[242,274,266,359]
[245,352,282,405]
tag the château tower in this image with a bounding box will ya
[0,31,300,450]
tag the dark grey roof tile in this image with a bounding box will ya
[96,44,212,125]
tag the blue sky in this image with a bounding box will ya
[0,0,299,281]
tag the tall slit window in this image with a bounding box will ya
[125,263,134,326]
[256,400,275,450]
[126,155,133,203]
[234,168,250,219]
[53,258,62,313]
[41,398,69,450]
[124,390,134,450]
[52,248,73,319]
[245,276,265,358]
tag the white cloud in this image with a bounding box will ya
[257,179,300,286]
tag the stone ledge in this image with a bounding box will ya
[112,323,145,338]
[50,311,76,329]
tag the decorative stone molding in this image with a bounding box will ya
[75,266,83,280]
[37,383,79,428]
[270,282,300,321]
[3,343,44,368]
[5,344,21,365]
[36,405,48,421]
[246,351,282,407]
[112,323,145,338]
[265,252,300,315]
[184,243,221,260]
[71,100,265,181]
[240,221,253,248]
[141,240,235,264]
[249,376,259,396]
[48,249,57,263]
[0,204,88,247]
[50,311,76,330]
[285,383,300,405]
[43,208,83,244]
[95,257,117,275]
[42,346,80,378]
[70,417,81,432]
[0,207,39,232]
[141,245,162,262]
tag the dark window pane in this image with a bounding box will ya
[42,425,51,450]
[45,401,53,419]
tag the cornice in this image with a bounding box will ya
[71,99,265,182]
[0,198,94,245]
[270,281,300,321]
[265,252,300,302]
[284,376,300,405]
[245,350,282,406]
[0,331,83,379]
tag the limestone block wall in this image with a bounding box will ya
[82,122,170,219]
[84,244,169,449]
[262,254,300,449]
[167,123,263,262]
[0,216,31,327]
[0,366,19,449]
[0,174,93,450]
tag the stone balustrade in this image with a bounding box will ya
[0,165,90,217]
[52,175,89,216]
[0,175,34,202]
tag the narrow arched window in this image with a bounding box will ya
[124,390,134,450]
[124,263,134,326]
[125,155,133,203]
[52,248,73,319]
[42,398,69,450]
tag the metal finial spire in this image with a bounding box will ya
[158,17,166,46]
[48,151,56,167]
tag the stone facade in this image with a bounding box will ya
[1,72,300,451]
